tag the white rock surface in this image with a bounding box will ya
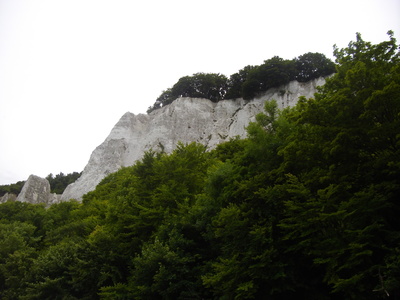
[0,193,17,203]
[61,78,325,201]
[16,175,61,206]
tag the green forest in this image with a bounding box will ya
[0,32,399,299]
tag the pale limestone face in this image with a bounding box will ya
[61,78,326,202]
[16,175,51,205]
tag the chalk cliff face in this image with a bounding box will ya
[0,193,17,204]
[61,78,325,201]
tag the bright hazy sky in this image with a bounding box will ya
[0,0,399,185]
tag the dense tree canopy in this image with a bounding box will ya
[149,73,228,112]
[295,52,337,82]
[0,32,399,299]
[46,172,81,194]
[0,181,25,198]
[242,56,297,100]
[224,65,256,99]
[148,52,335,112]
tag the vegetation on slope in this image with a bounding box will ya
[0,32,399,299]
[147,52,336,113]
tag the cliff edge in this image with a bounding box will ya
[61,78,325,201]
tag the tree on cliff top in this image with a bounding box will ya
[147,52,335,113]
[295,52,336,82]
[147,73,228,112]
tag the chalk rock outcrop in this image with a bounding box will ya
[0,193,17,203]
[62,78,326,201]
[17,175,60,206]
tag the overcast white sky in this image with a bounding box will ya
[0,0,399,185]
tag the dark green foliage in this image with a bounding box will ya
[148,73,228,112]
[276,31,400,299]
[171,73,228,102]
[148,53,335,112]
[225,65,256,99]
[242,56,297,100]
[46,172,81,194]
[295,52,336,82]
[0,201,46,237]
[0,181,25,197]
[0,32,398,299]
[0,222,39,299]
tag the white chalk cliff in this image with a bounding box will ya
[61,78,326,201]
[17,175,61,206]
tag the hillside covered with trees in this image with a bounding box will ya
[0,32,399,299]
[147,52,336,113]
